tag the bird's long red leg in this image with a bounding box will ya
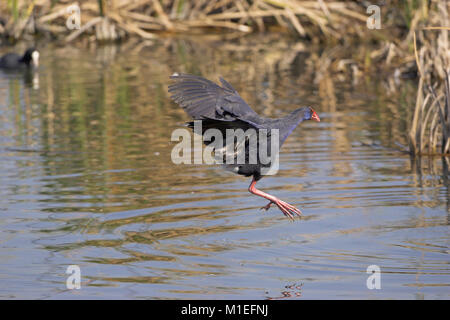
[248,178,302,219]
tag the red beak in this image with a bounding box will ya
[311,111,320,122]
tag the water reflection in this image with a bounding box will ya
[0,38,448,299]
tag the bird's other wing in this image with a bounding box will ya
[169,73,260,121]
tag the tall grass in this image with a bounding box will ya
[7,0,20,21]
[409,72,450,155]
[1,0,449,157]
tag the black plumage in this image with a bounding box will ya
[0,48,39,69]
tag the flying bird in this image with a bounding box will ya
[169,73,320,219]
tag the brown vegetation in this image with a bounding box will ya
[1,0,368,42]
[1,1,449,156]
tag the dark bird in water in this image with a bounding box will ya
[169,73,320,219]
[0,48,39,69]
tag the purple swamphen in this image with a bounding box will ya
[169,73,320,219]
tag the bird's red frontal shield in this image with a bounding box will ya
[311,111,320,122]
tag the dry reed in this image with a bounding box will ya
[0,0,366,42]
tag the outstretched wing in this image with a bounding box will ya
[168,73,259,121]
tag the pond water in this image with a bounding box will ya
[0,38,448,299]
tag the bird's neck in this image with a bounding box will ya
[273,108,307,142]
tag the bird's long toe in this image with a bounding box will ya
[275,200,302,219]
